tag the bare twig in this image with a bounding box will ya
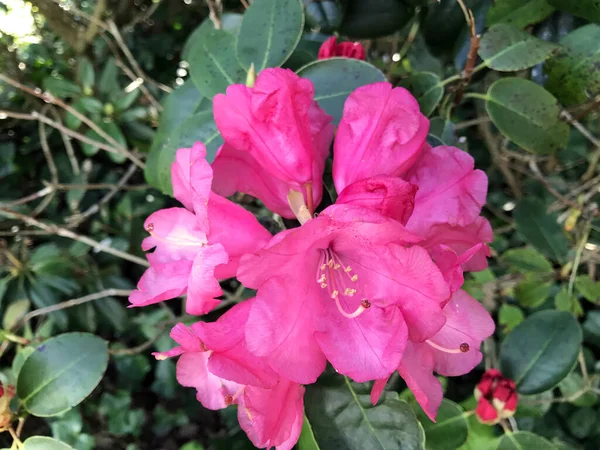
[0,186,54,207]
[560,109,600,181]
[32,107,59,217]
[49,106,80,175]
[455,116,491,130]
[52,182,149,191]
[453,0,480,103]
[528,159,582,212]
[206,0,223,29]
[0,207,149,267]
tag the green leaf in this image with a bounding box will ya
[297,58,386,123]
[513,198,570,263]
[13,346,35,379]
[487,0,555,29]
[17,332,109,417]
[500,310,582,395]
[559,372,598,407]
[79,97,104,115]
[98,58,119,96]
[297,414,322,450]
[485,78,569,155]
[502,247,553,273]
[189,28,246,99]
[566,407,596,439]
[575,275,600,303]
[516,390,553,417]
[180,442,205,450]
[545,24,600,106]
[415,399,468,450]
[43,77,82,99]
[547,0,600,22]
[496,432,557,450]
[304,375,425,449]
[340,0,412,38]
[23,437,74,450]
[554,287,583,316]
[82,121,127,163]
[182,13,243,61]
[303,0,342,33]
[115,89,140,112]
[77,57,95,91]
[514,275,551,308]
[3,298,30,329]
[236,0,304,71]
[398,72,443,117]
[456,413,499,450]
[498,304,524,333]
[478,24,558,71]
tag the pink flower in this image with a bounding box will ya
[129,143,271,315]
[155,300,304,450]
[318,36,366,60]
[212,68,334,218]
[371,290,495,420]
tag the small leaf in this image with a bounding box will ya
[17,332,109,416]
[98,58,119,96]
[500,310,582,395]
[479,23,558,71]
[23,437,74,450]
[514,198,570,263]
[415,399,468,450]
[3,298,30,329]
[82,121,127,163]
[547,0,600,23]
[304,375,425,450]
[514,275,551,309]
[575,275,600,303]
[79,97,104,115]
[502,247,553,273]
[115,89,140,112]
[189,28,246,99]
[43,77,82,99]
[554,287,582,316]
[77,58,95,91]
[487,0,555,30]
[566,407,596,439]
[496,432,556,450]
[486,78,570,155]
[297,58,386,123]
[559,372,598,407]
[498,304,524,333]
[236,0,304,71]
[398,72,443,117]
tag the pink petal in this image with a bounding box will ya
[245,277,327,384]
[398,342,443,421]
[406,146,488,234]
[315,304,408,382]
[186,243,229,315]
[429,290,495,377]
[429,244,485,294]
[336,176,418,225]
[317,36,337,59]
[370,377,390,405]
[128,260,192,307]
[176,352,241,410]
[333,82,429,193]
[238,379,305,450]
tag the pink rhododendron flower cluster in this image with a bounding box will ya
[130,68,494,449]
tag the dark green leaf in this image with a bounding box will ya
[478,24,558,71]
[514,275,551,308]
[298,414,322,450]
[415,399,468,450]
[182,14,243,61]
[23,437,74,450]
[304,375,425,449]
[427,118,457,147]
[17,332,109,416]
[115,89,140,112]
[189,28,246,99]
[398,72,443,116]
[303,0,342,32]
[82,121,127,163]
[297,58,386,123]
[500,310,582,394]
[559,372,598,407]
[502,247,553,273]
[566,407,596,439]
[98,58,119,96]
[547,0,600,23]
[340,0,412,38]
[43,77,82,99]
[575,275,600,303]
[78,58,95,91]
[516,391,553,417]
[513,198,570,263]
[79,97,104,115]
[486,78,570,155]
[487,0,555,29]
[236,0,304,71]
[496,432,557,450]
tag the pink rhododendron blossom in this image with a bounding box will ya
[318,36,366,60]
[129,143,271,315]
[371,290,495,420]
[155,300,304,450]
[212,68,334,218]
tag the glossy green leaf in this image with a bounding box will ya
[487,0,555,29]
[17,332,109,416]
[297,414,322,450]
[545,25,600,106]
[498,304,524,333]
[500,310,582,394]
[496,432,557,450]
[236,0,304,71]
[43,77,82,99]
[181,14,243,61]
[304,375,425,449]
[479,24,558,71]
[514,275,551,308]
[77,57,95,91]
[13,346,35,380]
[23,437,74,450]
[513,198,570,263]
[502,247,553,273]
[415,399,468,450]
[548,0,600,23]
[485,78,569,155]
[398,72,442,116]
[189,28,246,99]
[297,58,386,123]
[303,0,342,33]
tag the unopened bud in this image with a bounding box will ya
[245,63,256,88]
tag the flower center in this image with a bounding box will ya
[316,248,370,319]
[145,222,207,247]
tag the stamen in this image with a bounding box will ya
[224,386,245,406]
[426,340,470,354]
[335,296,367,319]
[351,274,358,282]
[146,223,154,232]
[145,223,207,247]
[287,189,312,224]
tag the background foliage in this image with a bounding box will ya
[0,0,600,449]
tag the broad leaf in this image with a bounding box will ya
[415,399,468,450]
[487,0,555,29]
[304,375,425,450]
[485,78,569,155]
[479,24,558,71]
[297,58,386,123]
[547,0,600,23]
[398,72,443,116]
[513,198,569,262]
[236,0,304,71]
[182,14,243,61]
[500,310,582,395]
[496,432,557,450]
[23,437,74,450]
[17,332,109,416]
[189,28,246,99]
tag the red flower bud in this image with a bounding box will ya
[318,36,366,61]
[474,369,518,424]
[475,397,499,425]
